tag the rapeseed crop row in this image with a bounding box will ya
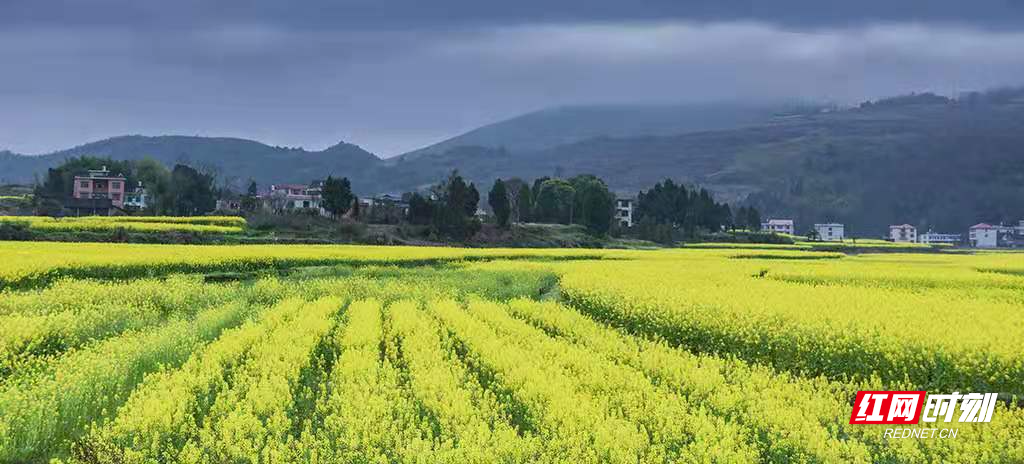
[0,216,246,235]
[0,242,1021,462]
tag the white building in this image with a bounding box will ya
[615,198,635,228]
[888,224,917,243]
[267,183,326,214]
[813,223,845,241]
[123,181,148,210]
[918,231,961,245]
[761,218,794,235]
[969,223,998,248]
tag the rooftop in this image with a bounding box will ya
[271,183,308,190]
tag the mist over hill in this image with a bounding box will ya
[0,135,383,193]
[391,102,799,163]
[3,90,1024,235]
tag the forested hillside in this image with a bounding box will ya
[4,90,1024,235]
[0,136,383,193]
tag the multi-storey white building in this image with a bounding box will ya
[762,218,795,235]
[969,223,998,248]
[615,198,635,228]
[266,183,326,214]
[918,231,961,245]
[888,224,917,243]
[813,223,845,241]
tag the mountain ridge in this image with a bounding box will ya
[391,101,806,163]
[3,91,1024,235]
[0,134,384,191]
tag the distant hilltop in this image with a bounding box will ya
[3,88,1024,234]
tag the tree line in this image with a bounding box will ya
[632,179,762,244]
[415,172,761,243]
[34,156,218,216]
[34,158,762,245]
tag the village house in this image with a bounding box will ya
[762,218,794,235]
[888,224,917,243]
[265,183,326,215]
[215,198,241,212]
[813,223,845,241]
[123,181,148,210]
[65,166,127,215]
[994,222,1024,248]
[615,197,635,228]
[918,230,961,245]
[358,193,410,220]
[969,223,998,248]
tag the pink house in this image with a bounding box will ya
[72,167,127,208]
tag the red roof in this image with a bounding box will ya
[970,223,995,229]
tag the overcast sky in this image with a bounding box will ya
[3,1,1024,157]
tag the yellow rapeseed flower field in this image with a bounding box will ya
[0,215,247,235]
[0,241,1021,462]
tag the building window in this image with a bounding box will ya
[80,181,89,188]
[111,181,121,189]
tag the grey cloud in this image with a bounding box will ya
[2,5,1024,157]
[4,1,1024,30]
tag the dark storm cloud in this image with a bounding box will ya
[2,1,1024,156]
[5,0,1024,29]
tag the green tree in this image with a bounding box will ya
[517,183,533,223]
[466,183,480,217]
[531,176,550,208]
[350,196,361,219]
[637,178,744,237]
[408,193,432,225]
[746,207,762,231]
[734,206,749,230]
[488,179,511,228]
[133,158,172,213]
[569,175,615,234]
[535,179,576,224]
[169,164,216,216]
[503,178,528,223]
[241,180,259,212]
[321,176,354,219]
[430,171,481,240]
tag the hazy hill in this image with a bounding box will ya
[392,102,800,163]
[382,91,1024,235]
[4,92,1024,235]
[0,135,383,192]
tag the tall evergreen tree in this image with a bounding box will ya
[241,180,259,212]
[408,193,432,225]
[488,179,511,228]
[535,179,575,224]
[321,176,354,219]
[746,207,762,231]
[569,174,615,234]
[517,183,533,223]
[431,171,481,240]
[466,183,480,217]
[169,164,216,216]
